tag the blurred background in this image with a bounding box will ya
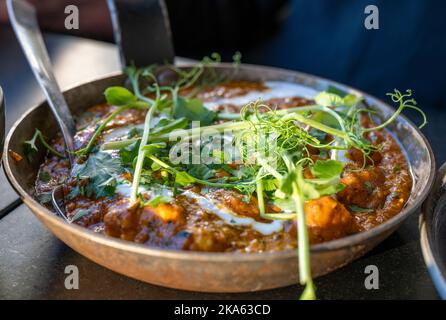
[0,0,445,157]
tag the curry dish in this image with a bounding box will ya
[25,59,424,299]
[34,84,411,249]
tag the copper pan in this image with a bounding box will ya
[2,63,435,292]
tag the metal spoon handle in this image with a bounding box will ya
[7,0,76,164]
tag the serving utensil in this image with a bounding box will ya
[2,64,435,292]
[7,0,76,166]
[7,0,78,222]
[8,0,175,220]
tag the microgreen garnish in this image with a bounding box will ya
[71,151,121,198]
[104,86,138,106]
[364,89,427,132]
[38,170,51,183]
[22,129,64,161]
[36,191,52,204]
[69,209,90,223]
[174,97,217,125]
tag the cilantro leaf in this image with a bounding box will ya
[187,164,215,180]
[68,184,84,200]
[72,151,121,199]
[38,170,51,183]
[296,174,320,200]
[174,97,216,125]
[22,130,39,162]
[141,142,166,156]
[69,209,91,223]
[22,129,64,161]
[91,175,117,198]
[119,140,140,166]
[343,94,362,108]
[74,151,121,178]
[298,160,345,199]
[36,191,52,204]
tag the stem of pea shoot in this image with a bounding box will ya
[291,179,315,300]
[255,152,315,300]
[76,104,147,156]
[130,101,157,202]
[129,70,160,203]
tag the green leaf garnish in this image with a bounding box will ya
[310,160,343,179]
[38,170,51,183]
[145,195,173,207]
[187,164,215,180]
[349,205,373,213]
[72,151,121,199]
[36,191,52,204]
[141,142,166,156]
[119,140,140,166]
[22,129,64,161]
[68,184,84,200]
[174,97,216,125]
[69,209,90,223]
[104,86,137,106]
[315,91,362,108]
[174,171,196,186]
[314,91,344,107]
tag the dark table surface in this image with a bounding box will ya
[0,26,442,300]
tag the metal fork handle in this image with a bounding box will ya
[7,0,76,165]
